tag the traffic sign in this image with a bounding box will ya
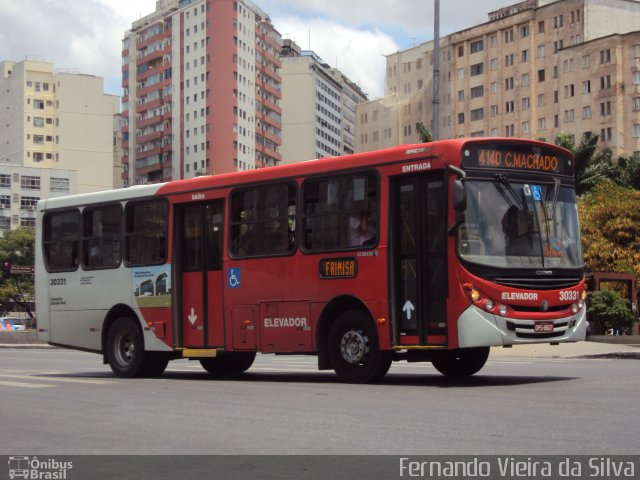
[9,265,34,275]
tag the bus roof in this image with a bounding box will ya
[38,137,573,211]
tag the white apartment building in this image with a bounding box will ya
[280,40,367,164]
[0,60,119,192]
[357,0,640,159]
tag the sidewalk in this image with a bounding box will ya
[490,336,640,359]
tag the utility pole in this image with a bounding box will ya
[432,0,440,141]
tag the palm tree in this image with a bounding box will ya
[415,122,433,143]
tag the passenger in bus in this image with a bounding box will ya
[501,206,538,256]
[348,210,376,246]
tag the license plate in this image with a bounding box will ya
[534,321,554,332]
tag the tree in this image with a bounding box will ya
[555,131,610,195]
[0,229,35,320]
[415,122,433,143]
[587,290,634,334]
[578,182,640,279]
[610,154,640,190]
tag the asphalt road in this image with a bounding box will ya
[1,349,639,456]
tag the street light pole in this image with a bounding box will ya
[432,0,440,141]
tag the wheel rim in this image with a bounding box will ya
[114,330,136,366]
[340,329,369,364]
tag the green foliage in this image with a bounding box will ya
[587,290,634,333]
[578,183,640,280]
[415,122,433,143]
[0,228,35,316]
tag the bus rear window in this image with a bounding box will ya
[124,200,167,266]
[302,172,379,251]
[43,210,80,272]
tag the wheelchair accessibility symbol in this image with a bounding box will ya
[228,267,241,288]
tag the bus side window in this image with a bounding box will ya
[43,210,80,272]
[124,200,168,266]
[302,172,379,252]
[82,204,122,269]
[229,183,296,258]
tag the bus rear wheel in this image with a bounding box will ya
[199,352,256,375]
[431,347,490,378]
[328,309,389,384]
[106,317,168,378]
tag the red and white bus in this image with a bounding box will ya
[35,138,587,382]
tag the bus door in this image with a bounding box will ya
[175,200,225,348]
[391,173,448,346]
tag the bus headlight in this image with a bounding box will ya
[571,303,579,313]
[498,305,508,317]
[471,289,481,302]
[578,299,585,309]
[485,299,494,311]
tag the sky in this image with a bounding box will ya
[0,0,512,100]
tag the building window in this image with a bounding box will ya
[458,113,465,124]
[537,45,545,58]
[0,195,10,209]
[600,49,611,64]
[538,118,546,130]
[20,196,39,210]
[0,175,10,188]
[470,39,484,53]
[538,69,545,82]
[633,97,640,111]
[600,75,612,89]
[471,108,484,121]
[470,86,484,98]
[583,80,591,94]
[33,117,44,127]
[634,124,640,138]
[21,176,41,190]
[538,21,545,33]
[0,216,10,230]
[583,106,592,119]
[50,177,70,192]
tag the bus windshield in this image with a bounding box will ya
[457,178,583,269]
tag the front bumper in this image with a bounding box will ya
[457,304,587,348]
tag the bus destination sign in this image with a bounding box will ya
[319,257,358,279]
[462,144,573,176]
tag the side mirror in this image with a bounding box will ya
[452,179,466,211]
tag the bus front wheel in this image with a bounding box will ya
[200,352,256,375]
[431,347,490,378]
[106,317,168,378]
[328,309,390,384]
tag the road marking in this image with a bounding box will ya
[0,373,116,385]
[0,380,55,389]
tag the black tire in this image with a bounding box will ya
[199,352,256,375]
[431,347,490,378]
[106,317,146,378]
[140,353,170,377]
[328,309,389,383]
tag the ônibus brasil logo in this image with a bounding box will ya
[8,456,73,480]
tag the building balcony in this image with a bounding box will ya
[137,32,166,51]
[137,49,164,66]
[136,130,163,145]
[256,78,281,100]
[137,114,164,129]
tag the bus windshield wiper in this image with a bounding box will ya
[494,174,528,213]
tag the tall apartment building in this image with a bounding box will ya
[122,0,282,185]
[0,59,117,231]
[357,0,640,159]
[279,40,367,163]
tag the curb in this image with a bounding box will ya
[574,352,640,360]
